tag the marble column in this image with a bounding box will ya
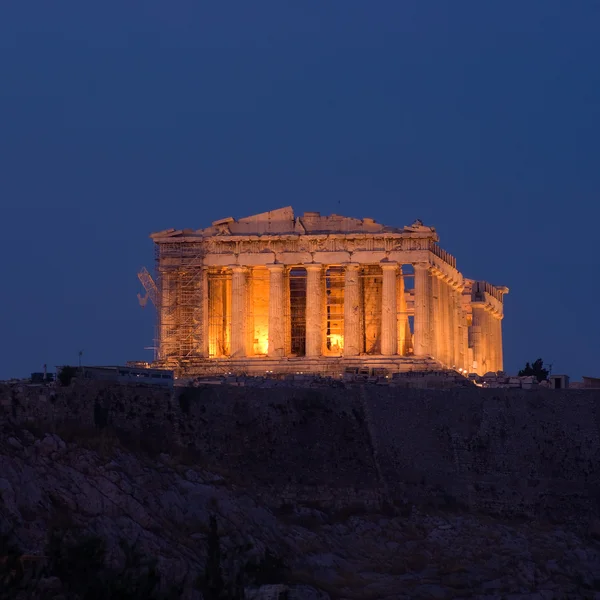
[483,308,493,373]
[471,303,485,374]
[445,278,456,367]
[453,285,463,370]
[230,266,246,357]
[486,308,495,373]
[430,273,440,361]
[496,315,504,372]
[396,266,410,356]
[245,268,255,356]
[441,277,452,366]
[267,264,285,357]
[492,310,503,373]
[463,306,470,372]
[414,263,432,357]
[305,264,323,357]
[343,264,361,356]
[380,262,398,355]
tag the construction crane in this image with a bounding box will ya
[137,266,159,308]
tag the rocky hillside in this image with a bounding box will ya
[2,382,600,598]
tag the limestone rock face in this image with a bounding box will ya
[1,422,600,598]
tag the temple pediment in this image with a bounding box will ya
[191,206,412,237]
[151,207,440,240]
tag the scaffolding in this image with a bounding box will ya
[206,268,231,357]
[144,241,421,370]
[155,242,206,364]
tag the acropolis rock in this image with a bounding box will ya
[141,207,507,378]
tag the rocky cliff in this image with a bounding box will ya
[2,382,600,598]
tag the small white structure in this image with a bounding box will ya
[549,374,569,389]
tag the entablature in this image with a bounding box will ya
[470,281,508,317]
[155,236,463,284]
[155,232,451,255]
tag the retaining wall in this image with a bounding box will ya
[2,381,600,522]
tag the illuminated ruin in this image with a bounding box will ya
[138,207,507,378]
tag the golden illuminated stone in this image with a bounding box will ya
[147,208,508,377]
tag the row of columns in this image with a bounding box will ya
[413,264,504,373]
[226,262,410,359]
[204,261,502,372]
[413,264,471,370]
[471,302,504,373]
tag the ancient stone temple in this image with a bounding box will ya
[140,207,507,378]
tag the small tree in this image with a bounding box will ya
[518,358,549,382]
[58,365,78,387]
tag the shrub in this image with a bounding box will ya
[58,365,78,387]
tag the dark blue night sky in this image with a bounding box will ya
[1,1,599,380]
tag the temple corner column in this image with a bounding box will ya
[496,313,504,372]
[413,263,433,357]
[486,306,496,373]
[470,302,486,375]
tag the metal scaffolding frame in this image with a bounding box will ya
[155,241,206,364]
[142,245,423,368]
[207,268,232,357]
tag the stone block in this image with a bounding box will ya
[312,251,351,264]
[237,252,276,265]
[204,254,237,266]
[276,251,313,264]
[349,250,387,264]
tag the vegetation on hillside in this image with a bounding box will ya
[518,358,550,382]
[0,515,288,600]
[57,366,78,387]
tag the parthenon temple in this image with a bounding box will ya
[141,207,508,378]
